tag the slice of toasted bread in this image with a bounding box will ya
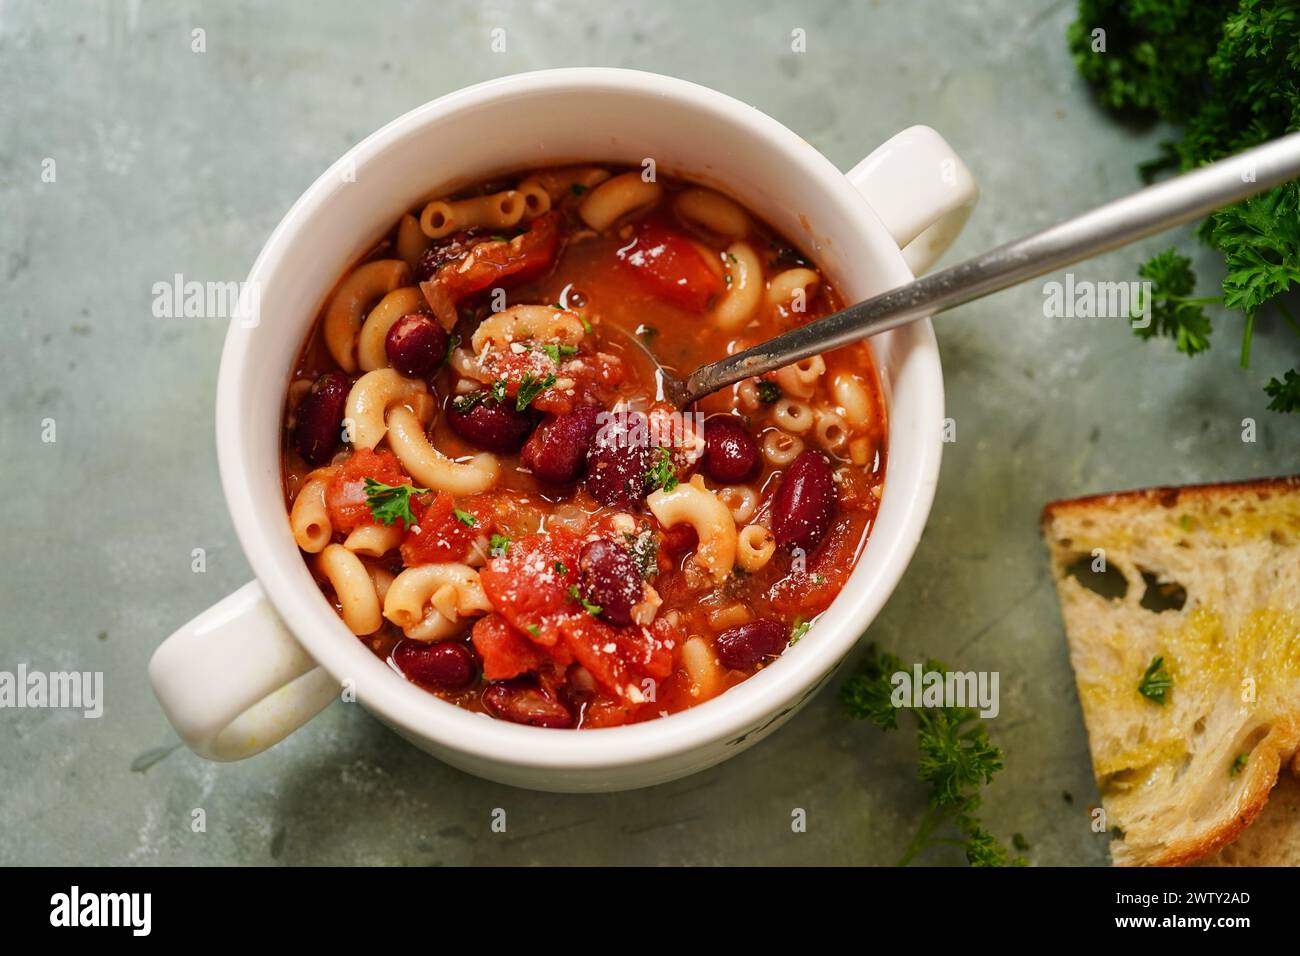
[1041,476,1300,866]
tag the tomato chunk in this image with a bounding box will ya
[472,614,550,681]
[325,449,410,534]
[420,212,562,327]
[770,510,868,616]
[615,223,724,312]
[400,491,493,566]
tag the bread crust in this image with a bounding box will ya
[1042,475,1300,526]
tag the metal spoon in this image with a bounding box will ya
[649,133,1300,409]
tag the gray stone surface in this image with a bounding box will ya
[1,0,1296,866]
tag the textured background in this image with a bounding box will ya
[2,0,1296,865]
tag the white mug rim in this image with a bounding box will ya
[216,67,943,771]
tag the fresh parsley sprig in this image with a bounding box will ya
[363,478,428,529]
[842,645,1019,867]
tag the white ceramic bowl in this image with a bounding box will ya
[149,68,976,792]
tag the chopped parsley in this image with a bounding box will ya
[569,183,588,196]
[515,372,556,411]
[789,620,811,645]
[488,533,511,557]
[1138,656,1173,705]
[490,378,507,403]
[1231,752,1249,777]
[579,315,594,335]
[445,332,460,365]
[452,391,485,413]
[623,531,659,578]
[756,380,782,404]
[452,507,477,527]
[363,478,427,529]
[567,583,602,616]
[538,342,579,363]
[645,447,678,493]
[554,560,569,576]
[527,623,540,636]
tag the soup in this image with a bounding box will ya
[280,165,887,729]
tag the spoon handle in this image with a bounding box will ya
[682,132,1300,405]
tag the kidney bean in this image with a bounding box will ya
[293,371,350,466]
[446,394,534,452]
[770,450,836,551]
[715,619,789,670]
[392,639,478,690]
[385,313,448,377]
[482,680,574,728]
[585,410,655,507]
[520,404,602,484]
[578,539,643,627]
[413,230,487,283]
[701,415,760,483]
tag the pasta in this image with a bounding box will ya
[832,372,873,427]
[383,563,491,642]
[766,267,820,312]
[674,188,748,238]
[344,368,433,451]
[343,522,403,557]
[762,429,804,466]
[736,524,777,572]
[813,407,849,452]
[711,241,763,331]
[774,355,826,400]
[289,468,335,553]
[646,475,738,584]
[420,190,526,239]
[531,165,612,201]
[385,405,500,495]
[318,543,383,635]
[396,213,431,270]
[356,287,428,371]
[516,176,552,220]
[323,259,410,372]
[471,304,586,353]
[578,171,664,230]
[681,636,722,699]
[772,397,814,435]
[716,484,759,525]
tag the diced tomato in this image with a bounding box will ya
[614,223,724,312]
[770,510,868,615]
[420,212,562,327]
[325,449,410,533]
[472,614,550,681]
[399,491,493,566]
[479,531,583,647]
[478,530,673,700]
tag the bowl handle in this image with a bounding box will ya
[149,581,340,760]
[847,125,979,276]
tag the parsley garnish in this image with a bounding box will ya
[789,620,811,645]
[554,561,568,575]
[756,380,781,404]
[1230,752,1249,778]
[490,378,507,403]
[452,391,484,413]
[842,646,1018,867]
[567,583,602,616]
[489,533,510,557]
[515,372,556,411]
[569,183,588,196]
[580,315,593,335]
[623,531,659,578]
[538,342,579,363]
[527,623,540,636]
[1068,1,1300,414]
[363,478,428,529]
[1138,655,1173,705]
[645,447,678,492]
[452,507,477,527]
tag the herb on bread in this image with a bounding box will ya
[1138,655,1173,705]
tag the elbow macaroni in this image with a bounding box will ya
[323,259,410,372]
[319,543,383,635]
[356,287,427,371]
[674,188,748,238]
[344,368,433,451]
[646,475,737,584]
[383,563,491,641]
[420,190,526,239]
[386,405,501,495]
[290,468,336,553]
[471,304,586,353]
[712,242,763,332]
[578,171,664,230]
